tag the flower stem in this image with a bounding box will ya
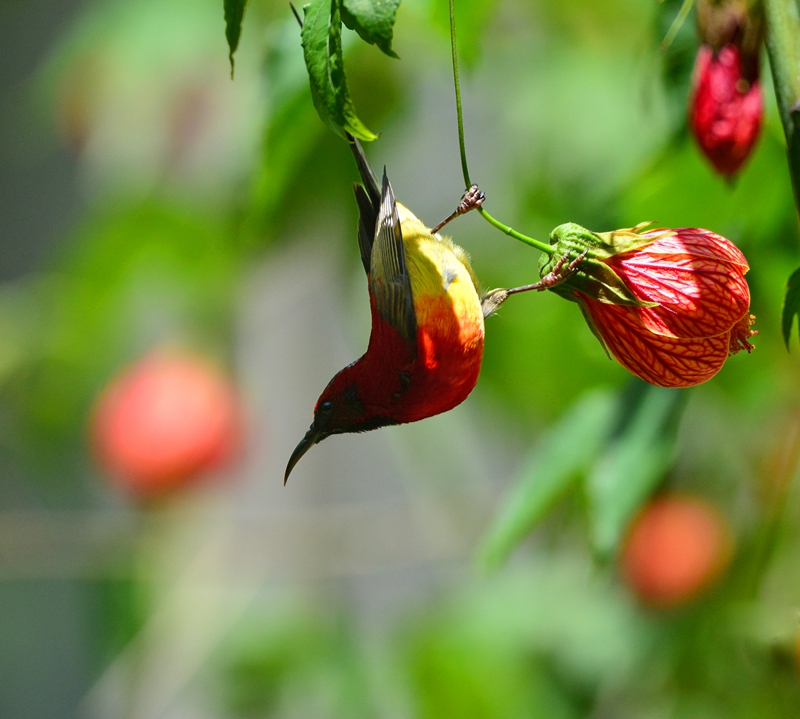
[448,0,470,190]
[764,0,800,213]
[447,0,554,255]
[477,209,553,252]
[660,0,694,50]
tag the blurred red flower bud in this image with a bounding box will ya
[91,349,243,499]
[689,43,763,177]
[621,494,733,608]
[542,223,755,388]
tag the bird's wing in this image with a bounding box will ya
[348,135,381,275]
[369,172,418,343]
[353,184,376,276]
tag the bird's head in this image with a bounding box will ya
[284,364,397,483]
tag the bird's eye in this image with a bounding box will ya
[319,400,334,416]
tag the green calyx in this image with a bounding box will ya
[538,222,662,307]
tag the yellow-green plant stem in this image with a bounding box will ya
[447,0,554,255]
[765,0,800,213]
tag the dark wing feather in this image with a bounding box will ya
[348,135,380,206]
[347,134,381,276]
[369,172,417,343]
[353,184,376,276]
[348,135,382,274]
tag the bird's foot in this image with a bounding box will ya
[457,185,485,215]
[431,185,486,234]
[505,250,588,297]
[537,249,588,290]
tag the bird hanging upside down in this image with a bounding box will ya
[284,138,581,482]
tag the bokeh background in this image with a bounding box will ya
[2,0,800,717]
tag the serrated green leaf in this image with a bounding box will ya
[302,0,378,141]
[479,390,618,570]
[781,266,800,349]
[587,382,688,558]
[224,0,250,77]
[341,0,401,59]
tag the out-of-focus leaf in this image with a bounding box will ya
[302,0,377,141]
[224,0,250,76]
[5,202,239,457]
[622,129,794,244]
[587,382,688,557]
[657,0,698,133]
[242,18,328,241]
[221,610,378,719]
[479,389,617,569]
[406,626,573,719]
[781,266,800,349]
[342,0,401,58]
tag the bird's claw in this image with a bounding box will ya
[537,249,587,291]
[457,185,485,215]
[503,250,587,298]
[431,185,486,235]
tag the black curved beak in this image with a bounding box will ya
[284,426,324,485]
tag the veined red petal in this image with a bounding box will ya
[583,299,731,388]
[638,229,749,270]
[606,231,750,339]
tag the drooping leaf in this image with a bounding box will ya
[586,382,688,558]
[479,390,618,570]
[781,266,800,349]
[301,0,378,141]
[341,0,401,59]
[224,0,250,77]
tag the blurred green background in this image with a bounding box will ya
[2,0,800,717]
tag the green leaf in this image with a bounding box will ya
[302,0,378,141]
[479,389,617,570]
[341,0,401,59]
[224,0,250,77]
[586,382,688,558]
[781,266,800,349]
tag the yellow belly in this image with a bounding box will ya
[394,204,485,422]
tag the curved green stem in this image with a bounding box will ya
[478,208,554,253]
[448,0,471,189]
[447,0,554,255]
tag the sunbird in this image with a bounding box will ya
[284,138,581,482]
[284,138,491,483]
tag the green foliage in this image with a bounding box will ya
[3,202,239,458]
[586,383,687,557]
[220,610,381,718]
[481,383,687,566]
[301,0,378,140]
[480,389,616,569]
[781,265,800,348]
[342,0,401,59]
[224,0,250,75]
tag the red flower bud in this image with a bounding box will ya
[689,44,763,177]
[621,494,733,608]
[542,224,756,388]
[91,349,244,498]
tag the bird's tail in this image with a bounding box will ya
[346,132,381,208]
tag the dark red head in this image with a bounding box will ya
[283,362,399,483]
